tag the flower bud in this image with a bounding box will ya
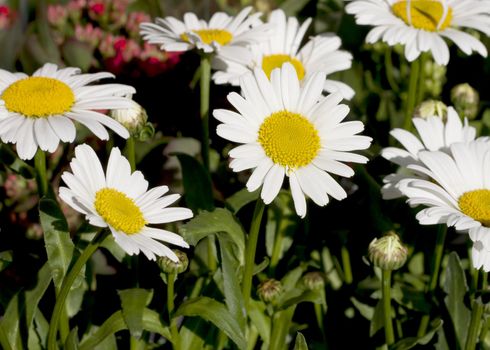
[414,100,447,121]
[110,99,148,136]
[302,271,325,291]
[423,60,446,97]
[368,232,408,271]
[157,250,189,274]
[257,279,282,303]
[451,83,479,120]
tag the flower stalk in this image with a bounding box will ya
[167,272,181,350]
[34,149,48,197]
[382,269,395,346]
[200,54,211,173]
[403,58,421,130]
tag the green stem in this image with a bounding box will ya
[403,58,421,130]
[125,136,136,172]
[200,54,211,173]
[384,48,399,92]
[47,230,109,350]
[465,298,484,350]
[242,199,265,311]
[418,225,447,337]
[34,149,48,197]
[167,272,180,350]
[341,246,353,285]
[416,53,428,105]
[0,323,12,350]
[382,269,395,346]
[207,236,217,272]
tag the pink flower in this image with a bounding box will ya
[47,5,68,27]
[90,2,105,15]
[126,11,151,38]
[75,23,103,48]
[0,5,15,30]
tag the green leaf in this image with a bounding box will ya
[280,0,310,15]
[225,188,259,213]
[369,299,385,337]
[0,263,52,349]
[248,300,270,344]
[443,252,471,349]
[0,251,13,272]
[180,208,245,264]
[39,198,73,291]
[175,297,246,350]
[281,265,306,291]
[65,327,79,350]
[269,306,296,350]
[293,332,308,350]
[278,289,322,310]
[218,238,246,331]
[118,289,153,339]
[62,39,93,72]
[175,153,214,212]
[392,319,443,350]
[350,297,374,320]
[79,309,170,350]
[0,145,35,178]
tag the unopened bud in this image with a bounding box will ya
[302,272,325,291]
[111,100,148,136]
[414,100,447,121]
[157,250,189,274]
[451,83,479,120]
[368,232,408,271]
[257,279,282,303]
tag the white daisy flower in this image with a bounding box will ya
[0,63,134,160]
[345,0,490,65]
[213,9,355,99]
[213,63,372,218]
[397,141,490,270]
[381,107,477,199]
[139,7,270,57]
[59,144,193,261]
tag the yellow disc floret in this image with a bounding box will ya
[392,0,453,31]
[2,77,75,118]
[94,188,146,234]
[458,189,490,227]
[181,29,233,46]
[262,54,306,80]
[258,110,320,169]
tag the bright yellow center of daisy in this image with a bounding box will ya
[181,29,233,45]
[2,77,75,118]
[458,189,490,227]
[258,110,320,169]
[94,188,146,234]
[391,0,453,31]
[262,54,305,80]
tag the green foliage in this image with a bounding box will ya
[118,288,154,339]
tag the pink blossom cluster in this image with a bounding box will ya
[46,0,180,76]
[0,5,16,30]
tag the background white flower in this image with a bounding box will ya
[397,141,490,270]
[213,63,371,217]
[213,9,355,99]
[140,6,271,58]
[59,144,193,261]
[381,107,477,198]
[345,0,490,65]
[0,63,134,160]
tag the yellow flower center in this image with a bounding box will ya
[258,110,320,169]
[261,54,305,80]
[391,0,453,31]
[458,189,490,227]
[2,77,75,118]
[94,188,146,234]
[181,29,233,46]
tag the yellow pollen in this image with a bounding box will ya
[392,0,453,31]
[262,54,305,80]
[458,189,490,227]
[181,29,233,45]
[2,77,75,118]
[258,110,320,169]
[94,188,146,234]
